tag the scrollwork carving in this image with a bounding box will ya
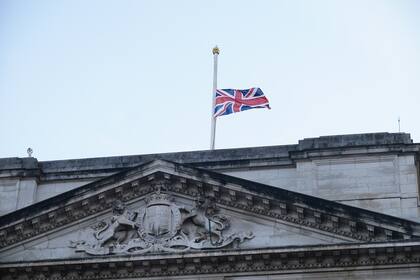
[70,192,253,255]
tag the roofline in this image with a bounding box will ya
[1,159,419,235]
[0,132,418,181]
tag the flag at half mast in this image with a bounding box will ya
[214,87,270,117]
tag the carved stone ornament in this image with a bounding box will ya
[70,191,253,255]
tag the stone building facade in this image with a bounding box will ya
[0,132,420,279]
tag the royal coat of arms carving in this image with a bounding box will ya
[71,191,254,255]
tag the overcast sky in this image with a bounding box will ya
[1,0,419,161]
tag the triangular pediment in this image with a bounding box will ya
[1,159,420,263]
[0,191,352,262]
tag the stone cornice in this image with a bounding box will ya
[1,241,420,279]
[0,157,40,179]
[1,161,420,251]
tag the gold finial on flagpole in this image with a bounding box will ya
[212,46,220,55]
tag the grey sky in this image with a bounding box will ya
[1,0,419,160]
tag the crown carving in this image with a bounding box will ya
[144,192,172,206]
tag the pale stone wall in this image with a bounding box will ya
[0,179,19,215]
[0,179,96,216]
[225,154,420,220]
[223,167,297,189]
[0,178,38,216]
[36,180,94,202]
[15,179,37,209]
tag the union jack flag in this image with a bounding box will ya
[214,87,270,117]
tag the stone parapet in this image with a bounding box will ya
[0,132,416,181]
[0,157,40,179]
[298,132,412,150]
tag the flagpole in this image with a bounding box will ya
[210,46,219,150]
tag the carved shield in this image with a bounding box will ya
[144,204,171,237]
